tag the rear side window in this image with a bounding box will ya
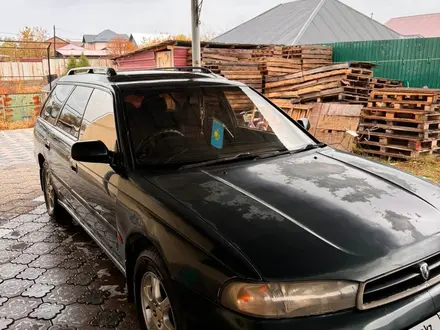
[42,85,74,124]
[56,86,93,139]
[80,89,117,152]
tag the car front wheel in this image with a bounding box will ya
[134,248,180,330]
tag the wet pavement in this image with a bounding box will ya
[0,129,140,329]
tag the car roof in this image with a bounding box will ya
[57,67,245,88]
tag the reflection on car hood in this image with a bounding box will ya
[148,148,440,281]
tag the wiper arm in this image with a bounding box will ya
[292,143,326,154]
[179,152,257,170]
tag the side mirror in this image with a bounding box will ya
[297,118,311,131]
[71,140,111,164]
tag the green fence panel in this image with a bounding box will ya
[0,93,42,122]
[330,38,440,88]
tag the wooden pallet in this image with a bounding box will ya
[368,100,440,111]
[358,123,440,140]
[356,145,439,159]
[361,108,440,121]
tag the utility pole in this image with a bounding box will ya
[53,25,56,58]
[191,0,201,67]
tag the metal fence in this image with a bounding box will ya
[330,37,440,88]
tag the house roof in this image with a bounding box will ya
[213,0,400,45]
[385,13,440,38]
[82,29,131,43]
[56,44,107,57]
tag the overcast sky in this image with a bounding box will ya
[0,0,438,40]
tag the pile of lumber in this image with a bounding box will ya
[369,77,403,93]
[217,63,263,92]
[271,101,314,120]
[188,45,334,93]
[357,88,440,159]
[187,48,264,92]
[282,45,333,70]
[265,62,374,105]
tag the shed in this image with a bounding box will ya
[112,40,265,71]
[213,0,400,45]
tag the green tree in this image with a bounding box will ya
[66,56,77,73]
[77,54,90,68]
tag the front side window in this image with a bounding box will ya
[121,85,314,168]
[80,89,117,152]
[42,85,74,125]
[56,86,93,138]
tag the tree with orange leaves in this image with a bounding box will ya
[107,37,137,57]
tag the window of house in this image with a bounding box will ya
[42,85,74,125]
[56,86,93,139]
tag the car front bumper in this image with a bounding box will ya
[176,281,440,330]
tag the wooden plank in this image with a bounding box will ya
[266,91,300,98]
[265,69,349,89]
[317,115,360,131]
[202,54,239,61]
[266,67,302,74]
[222,74,262,79]
[266,63,350,83]
[297,82,340,95]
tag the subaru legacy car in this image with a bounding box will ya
[34,67,440,330]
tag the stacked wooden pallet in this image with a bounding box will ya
[251,46,283,59]
[283,45,333,69]
[218,63,263,92]
[264,62,374,104]
[369,77,403,93]
[187,48,255,65]
[357,88,440,159]
[271,100,314,120]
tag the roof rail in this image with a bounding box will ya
[147,66,215,75]
[67,67,117,76]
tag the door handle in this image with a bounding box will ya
[44,141,50,150]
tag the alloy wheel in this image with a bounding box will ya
[44,168,55,214]
[140,272,176,330]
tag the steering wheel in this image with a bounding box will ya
[136,129,185,160]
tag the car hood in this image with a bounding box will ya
[148,148,440,282]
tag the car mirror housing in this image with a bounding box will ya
[297,118,311,131]
[71,140,112,164]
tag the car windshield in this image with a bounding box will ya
[122,85,315,168]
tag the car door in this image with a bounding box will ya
[70,88,120,259]
[50,85,94,209]
[39,84,76,205]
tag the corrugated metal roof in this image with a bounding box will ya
[213,0,400,45]
[83,34,97,43]
[386,13,440,38]
[83,30,130,43]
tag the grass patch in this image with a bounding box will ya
[382,155,440,185]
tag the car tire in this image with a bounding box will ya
[41,161,65,219]
[134,248,183,330]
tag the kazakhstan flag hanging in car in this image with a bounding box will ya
[211,119,224,149]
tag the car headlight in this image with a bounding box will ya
[221,281,359,318]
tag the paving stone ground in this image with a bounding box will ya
[0,129,140,329]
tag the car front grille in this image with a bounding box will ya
[358,252,440,310]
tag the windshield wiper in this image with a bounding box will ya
[179,149,294,170]
[179,152,258,170]
[291,143,326,154]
